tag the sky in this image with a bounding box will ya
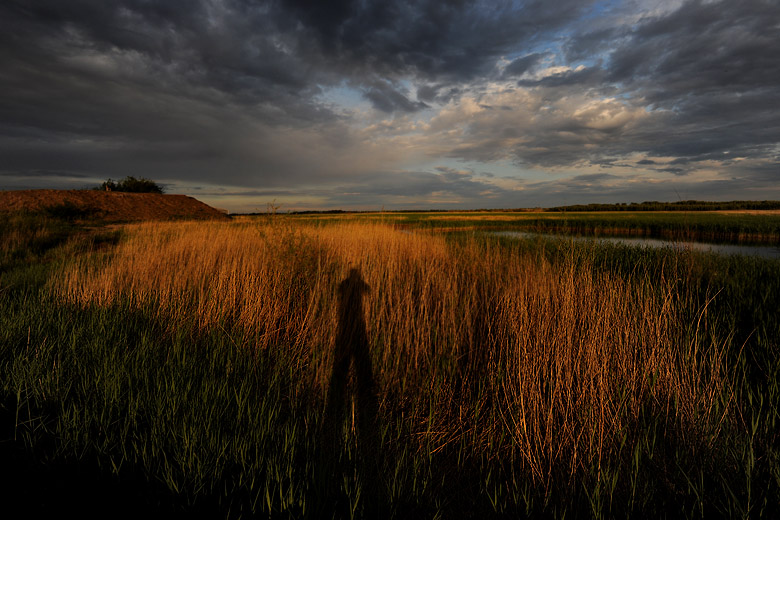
[1,0,779,212]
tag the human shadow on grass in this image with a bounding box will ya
[319,268,382,515]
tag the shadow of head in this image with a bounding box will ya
[324,267,378,450]
[341,267,370,299]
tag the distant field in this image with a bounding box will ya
[288,210,780,243]
[716,209,780,215]
[2,207,779,517]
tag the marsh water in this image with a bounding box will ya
[495,231,780,259]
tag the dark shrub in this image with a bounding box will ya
[97,176,165,194]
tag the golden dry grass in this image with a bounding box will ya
[1,226,50,253]
[716,209,780,215]
[51,219,731,484]
[422,213,540,220]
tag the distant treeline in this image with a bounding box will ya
[548,200,780,212]
[258,201,780,215]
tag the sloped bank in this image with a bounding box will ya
[0,189,229,222]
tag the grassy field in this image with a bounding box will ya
[302,210,780,243]
[1,210,779,517]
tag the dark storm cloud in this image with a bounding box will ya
[443,0,780,174]
[0,0,362,189]
[252,165,780,212]
[415,83,464,105]
[516,64,603,88]
[209,167,521,212]
[0,0,598,191]
[0,0,331,121]
[273,0,593,82]
[1,0,779,206]
[503,52,545,77]
[607,0,779,94]
[326,167,515,204]
[361,80,428,113]
[1,0,594,116]
[601,0,780,160]
[439,0,780,171]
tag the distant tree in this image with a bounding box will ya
[97,176,165,194]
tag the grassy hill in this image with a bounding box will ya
[0,189,228,222]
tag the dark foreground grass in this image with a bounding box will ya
[1,217,779,518]
[5,286,778,518]
[1,287,523,518]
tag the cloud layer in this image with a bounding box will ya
[1,0,778,209]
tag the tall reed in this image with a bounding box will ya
[51,219,731,490]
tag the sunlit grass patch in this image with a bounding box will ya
[26,219,743,515]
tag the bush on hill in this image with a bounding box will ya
[97,176,165,194]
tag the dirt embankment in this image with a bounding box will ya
[0,189,229,222]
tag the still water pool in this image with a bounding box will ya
[494,231,780,259]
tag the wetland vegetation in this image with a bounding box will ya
[340,209,780,244]
[1,208,779,517]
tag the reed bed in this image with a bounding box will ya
[50,219,731,495]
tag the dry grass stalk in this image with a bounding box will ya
[52,219,730,484]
